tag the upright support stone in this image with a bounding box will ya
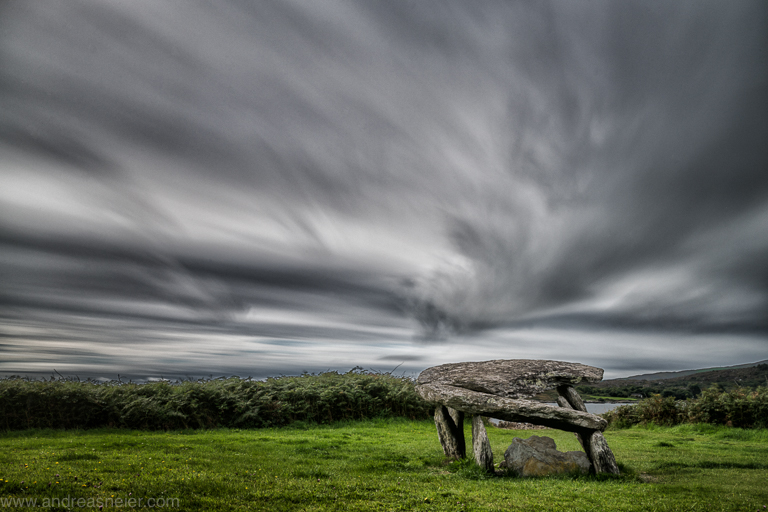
[587,430,620,475]
[434,405,465,459]
[448,407,465,452]
[556,395,572,410]
[557,386,590,453]
[557,385,587,412]
[471,415,494,472]
[556,385,620,475]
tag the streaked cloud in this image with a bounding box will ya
[1,0,766,379]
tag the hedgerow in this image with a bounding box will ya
[604,385,768,429]
[0,369,431,430]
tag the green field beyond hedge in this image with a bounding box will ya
[1,421,767,511]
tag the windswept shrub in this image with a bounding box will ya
[686,386,768,428]
[604,385,768,429]
[0,369,432,430]
[603,395,682,428]
[602,403,643,430]
[637,394,685,426]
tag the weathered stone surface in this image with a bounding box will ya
[418,382,607,432]
[448,407,466,457]
[556,395,572,410]
[587,430,620,475]
[471,416,494,473]
[501,436,590,477]
[496,421,550,430]
[448,408,464,441]
[417,360,603,399]
[557,386,590,454]
[434,406,465,459]
[555,385,620,475]
[557,385,587,412]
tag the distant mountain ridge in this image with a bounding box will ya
[616,359,768,381]
[579,359,768,399]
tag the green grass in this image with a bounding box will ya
[1,420,767,511]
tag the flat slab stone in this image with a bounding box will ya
[417,359,603,399]
[417,382,607,432]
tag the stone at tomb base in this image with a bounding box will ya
[500,436,591,477]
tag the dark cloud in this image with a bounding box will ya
[0,0,766,378]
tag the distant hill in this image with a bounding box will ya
[615,360,768,381]
[575,360,768,400]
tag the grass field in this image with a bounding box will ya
[1,420,767,511]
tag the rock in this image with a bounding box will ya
[495,421,550,430]
[586,430,621,475]
[556,395,572,410]
[557,387,591,454]
[448,407,464,440]
[501,436,590,477]
[557,384,587,412]
[434,406,465,459]
[471,416,494,472]
[417,382,607,432]
[556,385,620,475]
[417,359,603,399]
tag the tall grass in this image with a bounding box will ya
[0,369,431,430]
[604,385,768,429]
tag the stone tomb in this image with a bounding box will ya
[415,359,620,475]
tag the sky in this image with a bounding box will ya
[1,0,767,381]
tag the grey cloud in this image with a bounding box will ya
[401,0,768,333]
[377,355,425,362]
[0,0,766,378]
